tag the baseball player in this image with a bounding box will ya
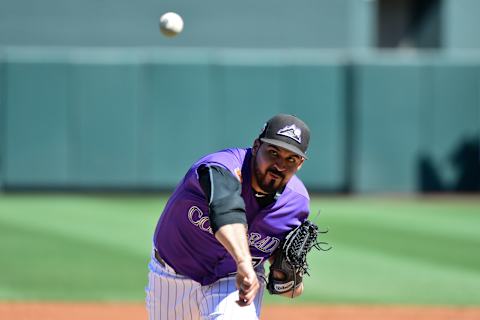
[146,114,312,319]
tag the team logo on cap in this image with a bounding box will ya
[277,124,302,143]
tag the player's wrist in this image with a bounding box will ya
[236,257,252,266]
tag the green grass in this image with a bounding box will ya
[0,194,479,306]
[280,197,480,306]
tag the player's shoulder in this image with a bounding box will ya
[285,175,310,201]
[192,147,248,173]
[273,175,310,224]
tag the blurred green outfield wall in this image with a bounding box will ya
[0,59,4,189]
[0,48,479,193]
[445,0,480,49]
[3,0,480,51]
[353,54,480,192]
[0,48,347,191]
[0,0,360,48]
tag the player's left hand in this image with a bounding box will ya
[235,260,260,306]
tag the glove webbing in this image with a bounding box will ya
[283,220,331,297]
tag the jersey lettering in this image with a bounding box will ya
[188,206,213,234]
[188,207,281,254]
[248,232,262,246]
[247,232,280,254]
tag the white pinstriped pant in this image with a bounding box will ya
[145,252,266,320]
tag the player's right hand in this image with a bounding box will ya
[235,260,260,307]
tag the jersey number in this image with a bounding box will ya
[251,257,264,268]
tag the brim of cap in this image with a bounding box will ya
[260,138,308,159]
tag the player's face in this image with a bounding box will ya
[251,140,304,194]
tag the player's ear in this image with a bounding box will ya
[296,158,305,171]
[252,139,261,156]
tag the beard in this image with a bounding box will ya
[252,156,286,194]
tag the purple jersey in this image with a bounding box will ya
[153,147,309,285]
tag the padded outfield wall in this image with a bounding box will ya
[0,0,373,49]
[352,53,480,193]
[0,48,479,193]
[3,0,480,51]
[0,48,347,191]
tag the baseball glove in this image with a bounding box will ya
[267,219,330,296]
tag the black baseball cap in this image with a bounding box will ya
[258,114,310,159]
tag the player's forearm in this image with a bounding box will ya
[214,223,252,264]
[216,223,260,306]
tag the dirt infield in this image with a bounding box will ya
[1,302,480,320]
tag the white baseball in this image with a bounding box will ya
[159,12,184,37]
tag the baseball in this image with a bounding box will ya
[159,12,184,37]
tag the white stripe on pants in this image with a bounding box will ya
[145,253,265,320]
